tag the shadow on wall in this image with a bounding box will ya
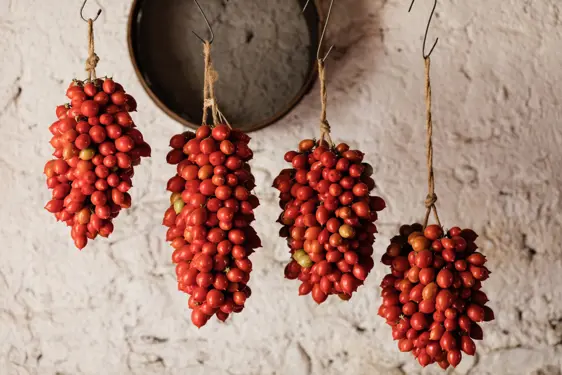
[328,0,385,112]
[276,0,385,131]
[325,0,384,66]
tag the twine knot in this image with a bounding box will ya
[320,120,331,135]
[85,53,99,75]
[203,98,215,109]
[86,19,98,81]
[425,193,437,208]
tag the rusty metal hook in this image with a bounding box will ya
[409,0,438,59]
[192,0,215,44]
[80,0,102,22]
[304,0,335,62]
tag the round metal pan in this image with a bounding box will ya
[128,0,321,132]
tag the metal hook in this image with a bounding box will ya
[192,0,215,44]
[409,0,438,59]
[80,0,102,22]
[304,0,335,62]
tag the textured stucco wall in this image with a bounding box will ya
[1,0,562,374]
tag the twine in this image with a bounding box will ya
[317,60,333,147]
[201,41,231,128]
[422,57,441,228]
[85,19,100,81]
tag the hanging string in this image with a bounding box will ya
[306,0,335,147]
[317,60,333,147]
[200,42,231,128]
[408,0,441,227]
[422,57,441,228]
[81,0,102,81]
[85,20,100,81]
[192,0,230,128]
[201,41,218,125]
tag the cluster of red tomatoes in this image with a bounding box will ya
[44,78,150,249]
[379,223,494,368]
[43,84,493,370]
[273,139,386,304]
[163,124,261,327]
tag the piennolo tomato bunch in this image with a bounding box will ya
[274,139,385,303]
[379,223,494,369]
[163,124,261,328]
[44,78,151,249]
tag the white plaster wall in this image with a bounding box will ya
[1,0,562,374]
